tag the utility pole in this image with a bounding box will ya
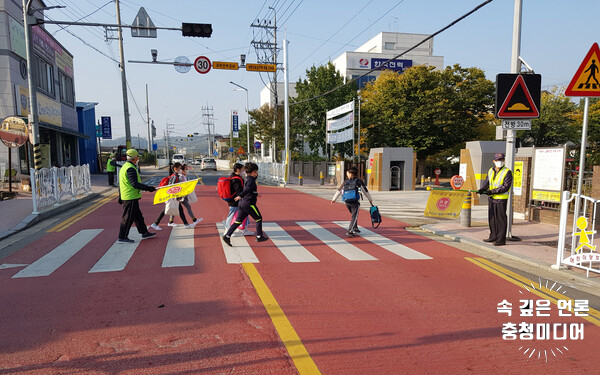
[146,84,151,153]
[505,0,522,240]
[251,7,279,161]
[202,105,214,156]
[283,35,290,184]
[115,0,132,149]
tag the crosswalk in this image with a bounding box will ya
[3,221,432,279]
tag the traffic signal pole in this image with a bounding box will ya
[115,0,132,150]
[506,0,522,240]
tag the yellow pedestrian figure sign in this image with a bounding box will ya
[565,43,600,97]
[573,216,597,254]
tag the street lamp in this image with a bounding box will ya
[230,81,250,161]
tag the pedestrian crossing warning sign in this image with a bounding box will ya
[565,43,600,97]
[495,74,541,119]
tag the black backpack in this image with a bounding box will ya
[342,179,360,203]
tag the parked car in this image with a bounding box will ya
[172,154,185,164]
[193,157,202,165]
[200,157,217,171]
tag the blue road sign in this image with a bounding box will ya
[254,141,261,150]
[101,116,112,139]
[152,143,158,151]
[95,125,101,138]
[213,150,218,156]
[229,147,234,152]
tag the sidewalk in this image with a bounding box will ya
[287,180,600,286]
[0,166,162,240]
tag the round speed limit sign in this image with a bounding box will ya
[194,56,211,74]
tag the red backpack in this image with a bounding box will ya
[217,176,243,201]
[159,173,177,187]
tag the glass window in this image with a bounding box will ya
[58,72,74,105]
[384,42,395,50]
[35,56,54,96]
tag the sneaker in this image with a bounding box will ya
[184,223,196,229]
[150,223,162,231]
[222,235,232,247]
[168,222,178,227]
[345,231,356,238]
[141,231,156,240]
[241,230,256,236]
[118,238,134,244]
[256,234,269,242]
[353,228,361,233]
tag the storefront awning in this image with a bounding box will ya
[39,122,90,139]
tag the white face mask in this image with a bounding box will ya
[494,161,504,168]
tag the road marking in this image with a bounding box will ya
[334,222,432,260]
[262,223,320,263]
[242,263,322,375]
[296,221,377,261]
[216,223,259,263]
[466,257,600,327]
[47,192,119,232]
[162,227,196,268]
[13,229,102,278]
[89,232,143,273]
[0,263,29,270]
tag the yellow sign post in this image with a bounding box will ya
[213,61,239,70]
[246,63,277,72]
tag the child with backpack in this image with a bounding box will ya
[219,163,253,236]
[331,166,373,237]
[150,163,196,230]
[222,162,269,246]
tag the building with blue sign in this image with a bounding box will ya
[332,32,444,89]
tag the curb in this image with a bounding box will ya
[0,190,108,241]
[419,224,600,289]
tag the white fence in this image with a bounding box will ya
[30,164,92,213]
[256,162,286,185]
[554,191,600,276]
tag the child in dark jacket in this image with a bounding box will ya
[222,162,269,246]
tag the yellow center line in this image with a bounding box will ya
[242,263,322,375]
[466,257,600,326]
[47,192,119,232]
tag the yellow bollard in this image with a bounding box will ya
[298,172,303,185]
[461,192,472,227]
[320,171,324,185]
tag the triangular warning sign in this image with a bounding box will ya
[565,43,600,97]
[497,75,540,118]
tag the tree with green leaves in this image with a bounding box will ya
[360,64,494,178]
[291,62,357,157]
[520,87,578,147]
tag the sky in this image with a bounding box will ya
[40,0,600,145]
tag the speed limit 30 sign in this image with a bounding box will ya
[194,56,211,74]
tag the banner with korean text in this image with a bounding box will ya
[153,179,199,204]
[424,190,468,218]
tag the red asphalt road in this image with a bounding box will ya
[1,184,600,374]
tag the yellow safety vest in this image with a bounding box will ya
[106,158,116,172]
[119,162,141,200]
[487,166,510,200]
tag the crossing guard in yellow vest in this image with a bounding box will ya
[117,149,157,244]
[477,153,513,246]
[106,153,117,186]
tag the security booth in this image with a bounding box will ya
[460,141,506,205]
[365,147,416,191]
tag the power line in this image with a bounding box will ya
[291,0,375,74]
[316,0,407,68]
[291,0,495,107]
[279,0,304,27]
[52,0,113,36]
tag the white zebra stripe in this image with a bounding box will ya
[296,221,377,261]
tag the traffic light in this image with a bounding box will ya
[182,23,212,38]
[187,134,193,137]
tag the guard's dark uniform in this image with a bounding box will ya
[480,166,513,245]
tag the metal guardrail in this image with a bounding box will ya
[554,191,600,276]
[256,162,286,185]
[30,164,92,213]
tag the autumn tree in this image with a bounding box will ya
[360,64,494,178]
[291,62,357,157]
